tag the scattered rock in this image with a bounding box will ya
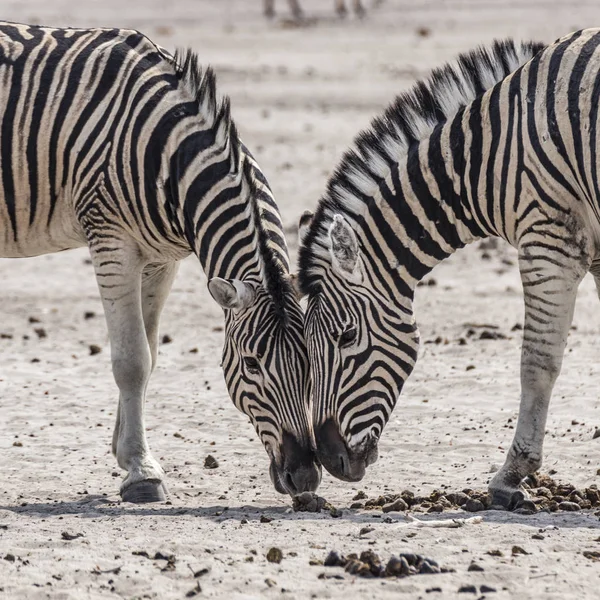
[479,330,507,340]
[266,548,283,563]
[382,497,408,513]
[467,562,484,572]
[583,551,600,561]
[161,334,172,344]
[34,327,47,339]
[593,429,600,440]
[12,441,22,447]
[511,545,529,556]
[204,455,219,469]
[84,311,96,320]
[480,584,497,593]
[260,515,272,524]
[458,585,478,594]
[353,490,367,501]
[464,499,485,512]
[89,344,102,356]
[558,501,580,512]
[4,554,16,562]
[61,531,84,541]
[416,26,431,37]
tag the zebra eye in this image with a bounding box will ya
[339,326,358,348]
[243,356,261,374]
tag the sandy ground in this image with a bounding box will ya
[2,1,600,598]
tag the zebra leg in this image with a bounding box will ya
[91,244,166,503]
[289,0,303,19]
[111,262,179,460]
[353,0,366,17]
[264,0,275,18]
[489,248,587,509]
[335,0,348,18]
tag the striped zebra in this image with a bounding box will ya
[0,21,320,502]
[292,33,600,510]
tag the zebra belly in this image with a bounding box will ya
[0,195,86,258]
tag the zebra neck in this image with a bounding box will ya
[357,120,494,299]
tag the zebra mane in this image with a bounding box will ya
[298,38,545,294]
[169,49,292,317]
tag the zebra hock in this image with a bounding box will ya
[0,22,320,502]
[297,32,600,510]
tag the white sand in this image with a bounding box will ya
[1,1,600,598]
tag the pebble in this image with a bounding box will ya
[204,455,219,469]
[593,429,600,440]
[464,498,485,512]
[458,585,478,594]
[266,548,282,563]
[89,344,102,356]
[558,501,580,511]
[480,584,497,593]
[467,562,484,572]
[382,497,408,513]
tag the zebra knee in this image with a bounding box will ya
[111,353,151,397]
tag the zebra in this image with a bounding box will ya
[0,21,321,503]
[264,0,366,20]
[291,32,600,511]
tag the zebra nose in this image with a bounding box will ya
[314,419,370,482]
[276,431,322,495]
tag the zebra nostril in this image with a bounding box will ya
[285,471,297,494]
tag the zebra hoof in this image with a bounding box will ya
[489,487,527,511]
[121,479,168,503]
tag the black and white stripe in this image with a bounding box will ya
[296,34,599,508]
[0,21,320,501]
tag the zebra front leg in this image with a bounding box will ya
[489,247,588,509]
[92,244,166,503]
[111,262,179,460]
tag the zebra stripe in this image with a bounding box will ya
[296,34,600,509]
[0,21,320,501]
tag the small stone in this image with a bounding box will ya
[12,441,22,447]
[34,327,47,339]
[4,554,16,562]
[259,515,272,524]
[89,344,102,356]
[385,555,409,577]
[350,502,363,509]
[359,526,374,536]
[61,531,84,541]
[486,549,503,557]
[266,547,282,563]
[458,585,478,594]
[382,497,408,513]
[467,561,484,572]
[480,584,497,593]
[532,533,545,540]
[419,560,440,574]
[416,26,431,37]
[511,545,529,556]
[264,578,276,588]
[161,334,172,344]
[84,311,96,320]
[324,551,344,567]
[464,499,485,512]
[593,429,600,440]
[426,588,443,594]
[353,491,367,500]
[204,455,219,469]
[558,501,580,511]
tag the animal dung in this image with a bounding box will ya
[354,473,600,514]
[292,492,343,517]
[321,549,449,579]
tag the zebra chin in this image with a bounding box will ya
[268,431,322,496]
[314,419,379,482]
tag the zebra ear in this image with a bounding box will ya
[328,214,363,284]
[298,210,314,245]
[208,278,255,311]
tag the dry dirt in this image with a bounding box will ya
[2,1,600,599]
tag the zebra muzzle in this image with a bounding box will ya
[314,419,378,482]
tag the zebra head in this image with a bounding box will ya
[298,211,420,482]
[208,241,321,497]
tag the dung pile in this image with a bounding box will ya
[293,492,343,517]
[352,473,600,514]
[321,549,451,579]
